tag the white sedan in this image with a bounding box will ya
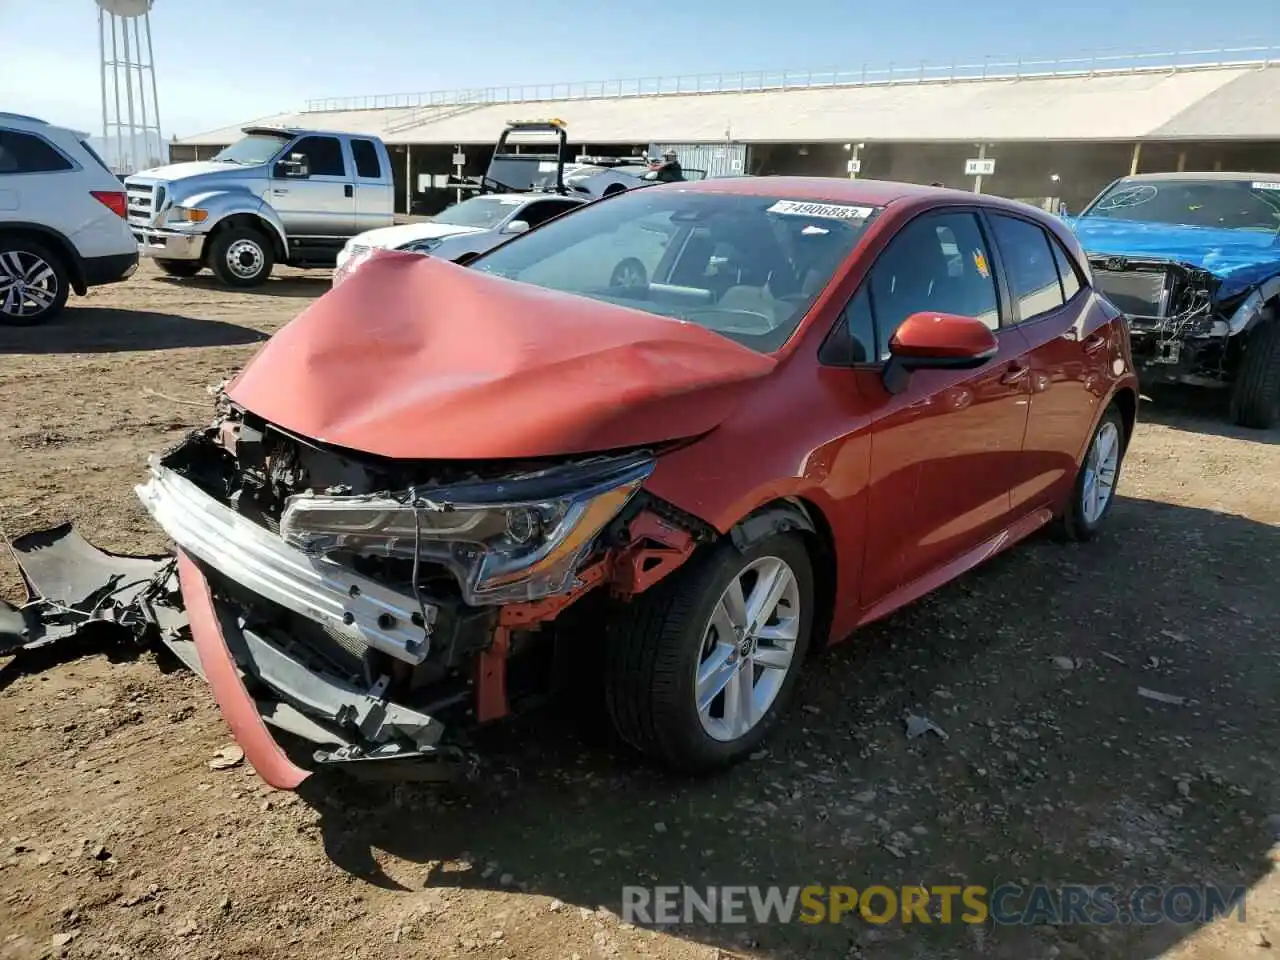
[333,193,584,284]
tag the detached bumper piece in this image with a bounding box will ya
[1,523,180,656]
[6,464,467,786]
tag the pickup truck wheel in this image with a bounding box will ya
[209,227,274,287]
[154,259,202,278]
[0,239,70,326]
[603,532,814,773]
[1056,402,1127,542]
[1229,314,1280,430]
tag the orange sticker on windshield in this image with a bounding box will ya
[973,249,990,278]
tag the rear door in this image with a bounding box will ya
[270,135,355,237]
[0,126,77,232]
[843,209,1033,608]
[349,137,391,236]
[984,212,1107,515]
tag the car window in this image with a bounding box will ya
[824,287,875,364]
[472,190,880,353]
[519,199,578,228]
[988,214,1065,322]
[1049,235,1082,301]
[866,212,999,360]
[1083,179,1280,232]
[434,196,524,229]
[350,139,382,180]
[512,209,679,292]
[0,130,74,175]
[289,136,345,178]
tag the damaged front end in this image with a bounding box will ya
[9,405,706,787]
[1088,255,1268,388]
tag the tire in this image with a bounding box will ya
[603,183,627,197]
[1229,315,1280,430]
[154,259,203,278]
[208,226,274,287]
[603,531,815,773]
[0,238,70,326]
[1057,402,1128,542]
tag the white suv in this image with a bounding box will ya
[0,112,139,325]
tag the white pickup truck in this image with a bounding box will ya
[124,126,395,286]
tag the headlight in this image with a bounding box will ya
[278,454,654,605]
[332,243,372,288]
[400,238,443,255]
[167,206,208,224]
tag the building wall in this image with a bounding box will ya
[649,143,747,178]
[167,137,1280,217]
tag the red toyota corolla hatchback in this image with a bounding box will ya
[114,177,1137,786]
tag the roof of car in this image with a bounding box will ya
[1118,171,1280,183]
[669,175,989,207]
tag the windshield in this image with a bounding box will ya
[471,189,879,353]
[433,196,525,229]
[487,155,561,192]
[213,133,291,165]
[1082,178,1280,233]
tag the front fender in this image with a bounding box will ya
[178,190,289,258]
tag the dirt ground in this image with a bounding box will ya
[2,262,1279,960]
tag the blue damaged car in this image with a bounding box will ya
[1070,173,1280,428]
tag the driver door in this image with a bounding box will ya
[269,135,356,237]
[848,210,1033,609]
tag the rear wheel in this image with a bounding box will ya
[209,226,274,287]
[603,532,814,773]
[154,259,203,278]
[1057,402,1127,541]
[0,239,70,326]
[1229,315,1280,430]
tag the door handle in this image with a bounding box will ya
[344,184,354,198]
[1001,362,1031,385]
[272,189,289,196]
[1082,332,1107,354]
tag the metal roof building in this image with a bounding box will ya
[170,47,1280,214]
[177,60,1280,146]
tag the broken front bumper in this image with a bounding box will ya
[131,460,460,783]
[135,460,435,665]
[5,462,466,787]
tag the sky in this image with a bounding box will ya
[1,0,1278,139]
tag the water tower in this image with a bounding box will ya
[97,0,162,174]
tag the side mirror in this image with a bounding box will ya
[276,153,310,178]
[503,219,530,235]
[883,311,998,395]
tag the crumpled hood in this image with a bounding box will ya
[227,251,776,460]
[1070,216,1280,299]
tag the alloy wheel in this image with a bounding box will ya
[0,250,59,319]
[694,556,801,742]
[1082,420,1121,524]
